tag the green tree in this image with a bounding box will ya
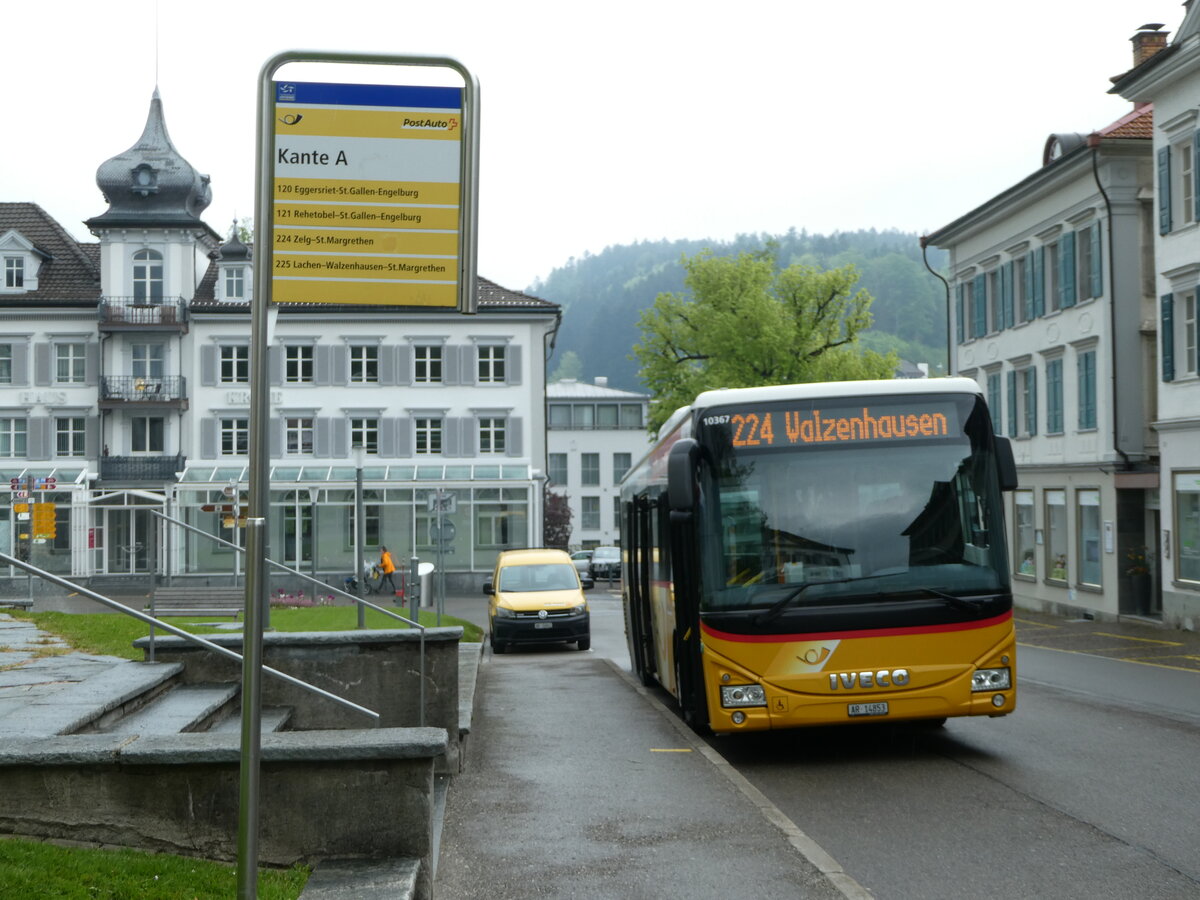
[633,248,897,431]
[543,490,573,549]
[549,350,583,383]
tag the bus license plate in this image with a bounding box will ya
[533,622,553,629]
[848,702,889,718]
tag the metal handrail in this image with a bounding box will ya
[150,510,426,726]
[0,549,379,723]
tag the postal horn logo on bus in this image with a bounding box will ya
[790,640,839,673]
[829,669,911,690]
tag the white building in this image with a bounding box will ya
[0,90,559,593]
[925,29,1162,622]
[546,378,651,548]
[1112,10,1200,629]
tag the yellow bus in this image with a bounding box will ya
[620,378,1018,733]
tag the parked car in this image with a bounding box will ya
[483,548,591,653]
[570,549,593,577]
[589,545,621,580]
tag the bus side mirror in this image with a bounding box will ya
[667,439,702,513]
[994,436,1018,491]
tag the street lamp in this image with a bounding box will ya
[354,444,365,629]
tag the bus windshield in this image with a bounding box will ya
[694,393,1009,612]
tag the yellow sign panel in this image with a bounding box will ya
[272,81,463,308]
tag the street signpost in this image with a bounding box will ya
[245,52,479,900]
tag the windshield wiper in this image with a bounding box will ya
[909,587,986,615]
[752,572,898,626]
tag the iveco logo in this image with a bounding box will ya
[829,669,910,690]
[537,609,548,619]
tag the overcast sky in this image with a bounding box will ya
[1,0,1180,291]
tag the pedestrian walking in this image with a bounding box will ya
[375,546,398,594]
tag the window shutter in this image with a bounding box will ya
[1047,360,1062,433]
[395,418,412,458]
[34,344,50,386]
[1060,232,1076,308]
[331,345,348,385]
[379,345,396,385]
[1195,131,1200,222]
[28,417,50,460]
[1025,369,1037,437]
[332,417,348,457]
[1023,252,1035,321]
[376,418,395,457]
[1078,353,1096,429]
[85,343,100,385]
[1161,293,1175,382]
[315,345,332,385]
[269,419,282,459]
[85,416,100,458]
[505,416,523,457]
[973,274,987,336]
[442,417,461,456]
[462,418,478,456]
[201,345,217,386]
[11,343,28,386]
[999,262,1011,329]
[200,418,218,459]
[1032,248,1045,317]
[1089,223,1103,299]
[314,418,332,457]
[268,345,283,386]
[956,284,965,344]
[442,346,460,386]
[1006,371,1017,438]
[397,346,412,386]
[1158,146,1172,235]
[462,346,477,386]
[507,345,522,385]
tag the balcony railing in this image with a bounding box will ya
[99,297,188,330]
[99,375,188,408]
[100,454,186,482]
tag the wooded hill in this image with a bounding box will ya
[530,229,950,393]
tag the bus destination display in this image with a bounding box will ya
[272,81,463,307]
[701,401,961,449]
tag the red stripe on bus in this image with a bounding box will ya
[700,609,1013,643]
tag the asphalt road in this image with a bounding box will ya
[579,589,1200,899]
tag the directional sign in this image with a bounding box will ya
[427,491,456,514]
[271,80,469,309]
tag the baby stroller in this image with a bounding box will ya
[344,562,380,593]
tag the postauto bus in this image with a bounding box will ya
[619,378,1018,734]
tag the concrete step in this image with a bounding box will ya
[209,706,293,733]
[108,683,239,735]
[298,858,419,899]
[0,661,183,736]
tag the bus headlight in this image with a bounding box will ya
[971,668,1011,691]
[720,684,767,708]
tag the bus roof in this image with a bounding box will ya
[691,377,982,411]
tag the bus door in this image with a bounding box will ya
[626,493,658,686]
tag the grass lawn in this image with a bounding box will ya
[12,604,483,660]
[0,836,308,899]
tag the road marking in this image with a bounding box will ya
[1014,616,1058,629]
[650,748,692,753]
[1093,632,1182,646]
[1018,641,1200,674]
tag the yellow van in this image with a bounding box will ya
[483,548,591,653]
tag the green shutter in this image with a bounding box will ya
[1007,371,1017,438]
[1158,146,1172,235]
[1023,252,1035,321]
[1047,360,1062,433]
[1089,222,1103,298]
[1033,247,1045,317]
[1194,131,1200,223]
[1060,232,1076,308]
[973,274,987,337]
[1002,261,1015,328]
[956,284,965,344]
[1078,352,1096,430]
[1025,369,1037,437]
[1162,293,1175,382]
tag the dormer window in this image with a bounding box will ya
[131,164,159,197]
[224,266,246,300]
[4,257,22,289]
[132,249,164,303]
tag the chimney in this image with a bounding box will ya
[593,376,608,387]
[1131,24,1168,67]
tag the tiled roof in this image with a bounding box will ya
[1096,104,1153,139]
[0,202,100,303]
